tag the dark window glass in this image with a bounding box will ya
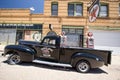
[51,3,58,16]
[68,3,83,16]
[68,4,74,16]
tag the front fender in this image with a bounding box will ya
[71,53,103,68]
[4,45,36,62]
[4,45,36,55]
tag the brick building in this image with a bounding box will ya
[0,0,120,47]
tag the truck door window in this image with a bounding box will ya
[43,38,56,46]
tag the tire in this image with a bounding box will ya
[76,60,90,73]
[8,54,21,65]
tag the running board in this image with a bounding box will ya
[33,60,72,67]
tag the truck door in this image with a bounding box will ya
[37,37,60,61]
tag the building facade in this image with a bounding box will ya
[0,0,120,47]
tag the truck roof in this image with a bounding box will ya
[44,35,60,39]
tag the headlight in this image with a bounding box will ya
[96,58,99,61]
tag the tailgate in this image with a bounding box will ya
[97,50,112,66]
[107,51,112,65]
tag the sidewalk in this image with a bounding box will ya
[0,45,5,52]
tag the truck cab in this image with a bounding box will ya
[34,36,61,61]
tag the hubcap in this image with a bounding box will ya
[78,62,89,72]
[10,55,21,64]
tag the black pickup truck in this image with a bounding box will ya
[2,35,111,73]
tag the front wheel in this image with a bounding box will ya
[8,54,21,65]
[76,60,90,73]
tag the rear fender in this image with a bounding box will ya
[71,53,103,67]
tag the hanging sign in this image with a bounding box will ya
[89,0,100,22]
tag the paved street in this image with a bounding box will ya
[0,30,120,80]
[0,53,120,80]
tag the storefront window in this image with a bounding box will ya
[0,24,42,30]
[62,28,69,34]
[76,29,83,34]
[69,29,76,33]
[62,26,83,47]
[0,24,43,42]
[68,3,83,16]
[62,26,83,34]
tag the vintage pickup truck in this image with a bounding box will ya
[2,35,111,73]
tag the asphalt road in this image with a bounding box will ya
[0,54,120,80]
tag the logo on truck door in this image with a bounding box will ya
[41,47,53,57]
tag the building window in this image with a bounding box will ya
[51,2,58,16]
[68,3,83,16]
[99,4,108,17]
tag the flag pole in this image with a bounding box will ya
[84,1,90,48]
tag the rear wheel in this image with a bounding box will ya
[8,54,21,65]
[76,60,90,73]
